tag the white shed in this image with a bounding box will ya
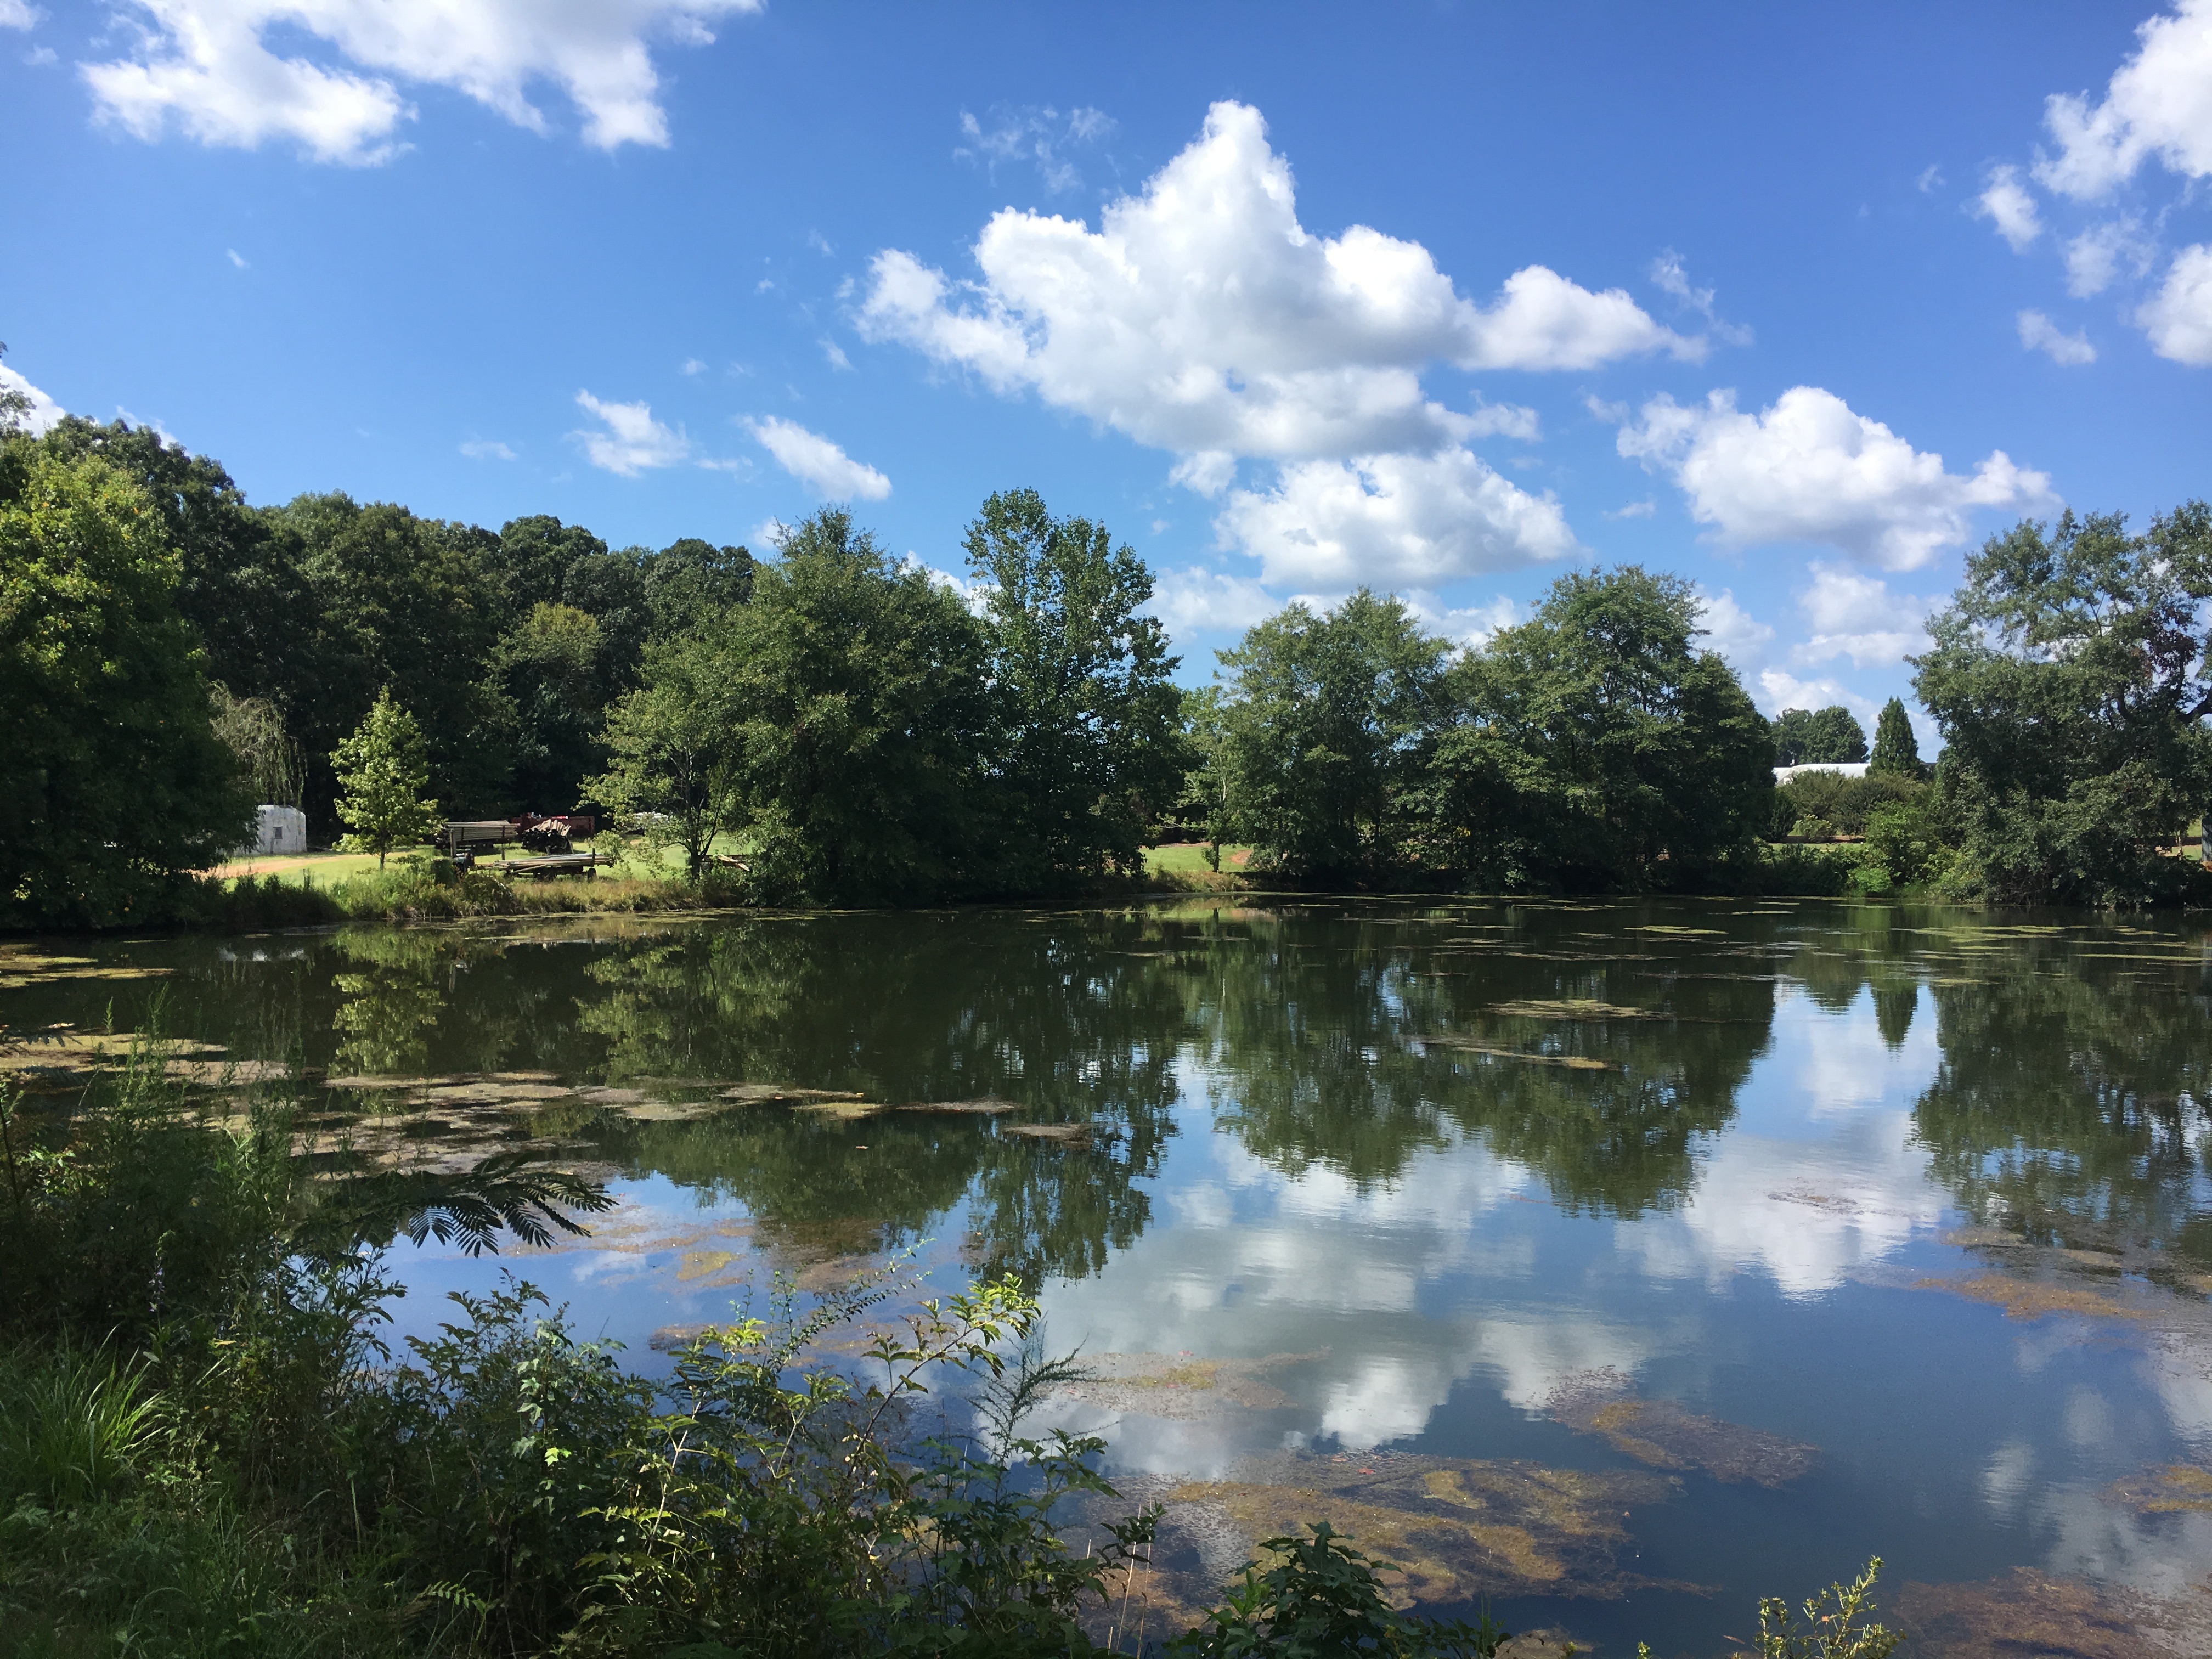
[240,805,308,857]
[1773,763,1870,784]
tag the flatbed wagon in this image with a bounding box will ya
[496,852,612,880]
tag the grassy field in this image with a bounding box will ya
[170,837,1251,927]
[204,834,743,888]
[1144,842,1252,876]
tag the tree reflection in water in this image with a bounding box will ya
[315,901,2212,1294]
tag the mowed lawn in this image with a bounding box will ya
[208,838,1245,889]
[1144,842,1252,875]
[204,834,733,887]
[204,849,396,884]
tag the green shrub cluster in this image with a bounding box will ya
[1771,772,1923,841]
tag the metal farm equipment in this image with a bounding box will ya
[443,815,608,878]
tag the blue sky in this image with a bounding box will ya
[5,2,2210,730]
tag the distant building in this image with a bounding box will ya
[1773,763,1869,783]
[239,805,308,856]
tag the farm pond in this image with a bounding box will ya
[5,896,2211,1655]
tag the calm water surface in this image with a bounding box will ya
[9,897,2212,1654]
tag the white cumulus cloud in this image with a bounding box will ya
[0,363,65,435]
[2035,0,2212,200]
[460,438,516,460]
[1615,386,2052,572]
[1754,668,1874,723]
[744,415,891,500]
[82,0,759,165]
[2064,218,2154,296]
[1696,588,1775,670]
[1793,563,1934,667]
[1146,568,1284,636]
[2137,243,2212,364]
[1972,163,2043,251]
[2017,308,2097,364]
[573,390,689,476]
[859,100,1696,467]
[1215,448,1576,590]
[1403,591,1520,649]
[1,0,43,27]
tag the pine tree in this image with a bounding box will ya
[1867,696,1926,778]
[331,690,443,868]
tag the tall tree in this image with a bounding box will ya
[717,509,995,904]
[644,537,755,637]
[330,690,442,870]
[1771,704,1868,765]
[494,602,609,813]
[0,449,249,924]
[1914,505,2212,905]
[0,343,35,436]
[272,493,512,820]
[1215,591,1451,882]
[208,684,306,806]
[590,630,742,879]
[963,488,1184,887]
[493,514,609,623]
[1867,697,1927,778]
[31,417,314,709]
[1433,566,1773,890]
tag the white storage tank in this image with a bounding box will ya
[242,805,308,856]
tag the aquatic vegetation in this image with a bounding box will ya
[1421,1036,1614,1070]
[2100,1461,2212,1513]
[0,946,175,990]
[1046,1350,1315,1420]
[1150,1453,1679,1610]
[1914,1272,2155,1323]
[1545,1372,1818,1487]
[0,1024,224,1087]
[1892,1566,2205,1659]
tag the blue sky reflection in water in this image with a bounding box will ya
[8,898,2212,1652]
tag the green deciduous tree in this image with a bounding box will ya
[31,419,316,718]
[644,535,754,637]
[1771,704,1867,765]
[208,682,306,806]
[0,449,250,924]
[720,509,996,904]
[964,488,1184,887]
[589,629,742,878]
[1432,567,1773,889]
[331,690,442,868]
[272,492,513,821]
[1914,505,2212,905]
[495,601,609,814]
[1866,696,1927,778]
[1216,591,1451,883]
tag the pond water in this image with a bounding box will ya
[7,897,2212,1655]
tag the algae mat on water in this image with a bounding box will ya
[1545,1370,1818,1487]
[1108,1449,1685,1621]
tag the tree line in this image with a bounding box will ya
[5,384,2209,921]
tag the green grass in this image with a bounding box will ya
[1143,842,1252,877]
